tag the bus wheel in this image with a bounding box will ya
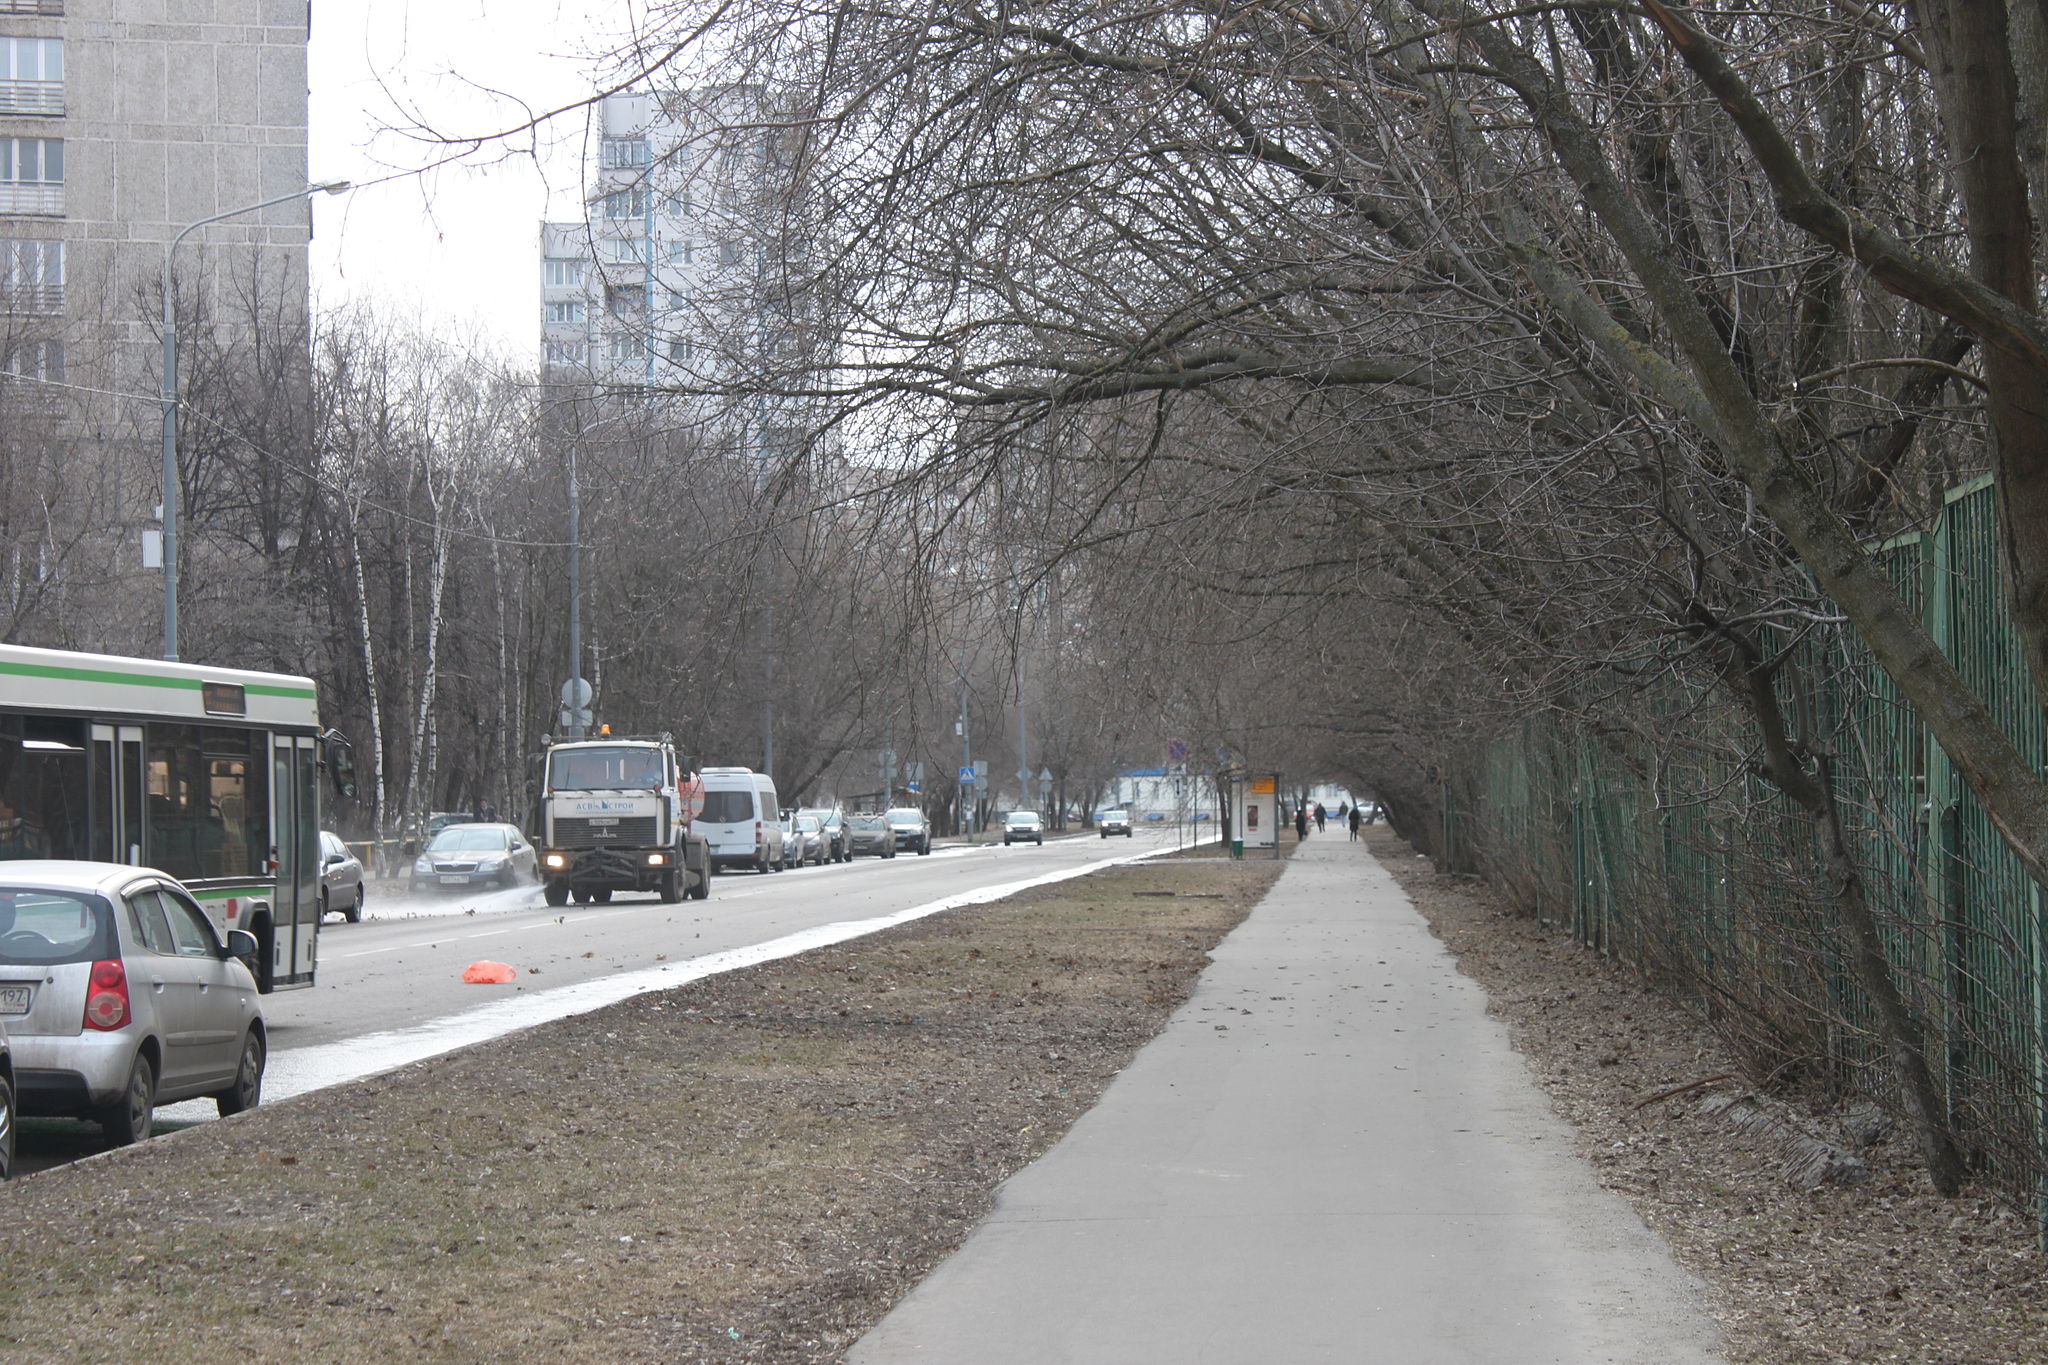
[544,881,569,907]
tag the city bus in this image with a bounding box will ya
[0,643,354,992]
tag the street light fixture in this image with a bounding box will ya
[160,179,351,661]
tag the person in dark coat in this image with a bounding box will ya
[1295,806,1309,840]
[1348,806,1362,840]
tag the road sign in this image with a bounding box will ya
[1166,739,1189,764]
[561,677,593,708]
[959,765,976,783]
[559,707,592,731]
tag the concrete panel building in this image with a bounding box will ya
[0,0,313,650]
[539,86,817,460]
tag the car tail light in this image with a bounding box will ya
[83,959,131,1031]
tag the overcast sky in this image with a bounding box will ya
[307,0,634,362]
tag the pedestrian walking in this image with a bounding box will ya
[1295,806,1309,840]
[1313,802,1327,832]
[1348,806,1362,840]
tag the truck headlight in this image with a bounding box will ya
[645,852,668,866]
[543,852,568,870]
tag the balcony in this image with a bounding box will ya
[0,282,61,314]
[0,183,61,216]
[0,79,60,116]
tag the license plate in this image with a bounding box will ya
[438,874,471,885]
[589,817,618,827]
[0,983,31,1016]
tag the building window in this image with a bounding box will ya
[664,288,686,312]
[718,239,746,267]
[601,237,648,265]
[0,238,61,312]
[0,37,61,115]
[606,284,645,318]
[602,187,648,219]
[605,332,639,364]
[666,337,692,363]
[543,257,584,287]
[544,300,584,325]
[601,137,648,169]
[666,239,694,265]
[0,1,65,14]
[664,190,693,217]
[543,339,586,367]
[1,337,63,382]
[0,137,62,214]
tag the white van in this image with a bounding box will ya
[697,767,784,873]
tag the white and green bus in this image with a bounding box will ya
[0,643,355,992]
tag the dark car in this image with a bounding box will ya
[800,806,851,863]
[1003,811,1044,845]
[886,807,932,856]
[1098,809,1134,837]
[846,812,897,858]
[408,823,538,893]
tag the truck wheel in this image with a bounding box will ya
[591,888,613,904]
[688,869,710,900]
[544,881,569,907]
[573,888,592,904]
[658,869,681,903]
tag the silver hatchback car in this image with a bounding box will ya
[0,861,265,1146]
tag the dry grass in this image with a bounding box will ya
[1372,826,2048,1365]
[0,858,1278,1364]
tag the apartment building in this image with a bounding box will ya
[0,0,313,644]
[539,86,816,457]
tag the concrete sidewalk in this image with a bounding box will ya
[846,834,1726,1364]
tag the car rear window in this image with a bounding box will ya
[0,888,114,965]
[699,790,755,823]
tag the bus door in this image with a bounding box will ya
[268,735,321,990]
[89,724,145,864]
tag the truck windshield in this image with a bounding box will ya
[548,746,665,790]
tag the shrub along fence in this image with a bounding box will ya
[1441,475,2048,1234]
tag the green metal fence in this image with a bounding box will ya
[1443,476,2048,1227]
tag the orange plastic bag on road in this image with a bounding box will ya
[462,960,518,984]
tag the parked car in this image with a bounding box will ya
[847,812,897,858]
[0,861,265,1146]
[801,806,851,863]
[0,1018,13,1179]
[318,830,365,923]
[1003,811,1044,845]
[886,807,933,855]
[777,812,804,870]
[408,823,539,893]
[791,813,827,866]
[1098,809,1134,837]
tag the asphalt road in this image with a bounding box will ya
[13,825,1193,1174]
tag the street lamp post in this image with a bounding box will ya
[160,180,349,661]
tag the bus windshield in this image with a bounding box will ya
[548,746,666,790]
